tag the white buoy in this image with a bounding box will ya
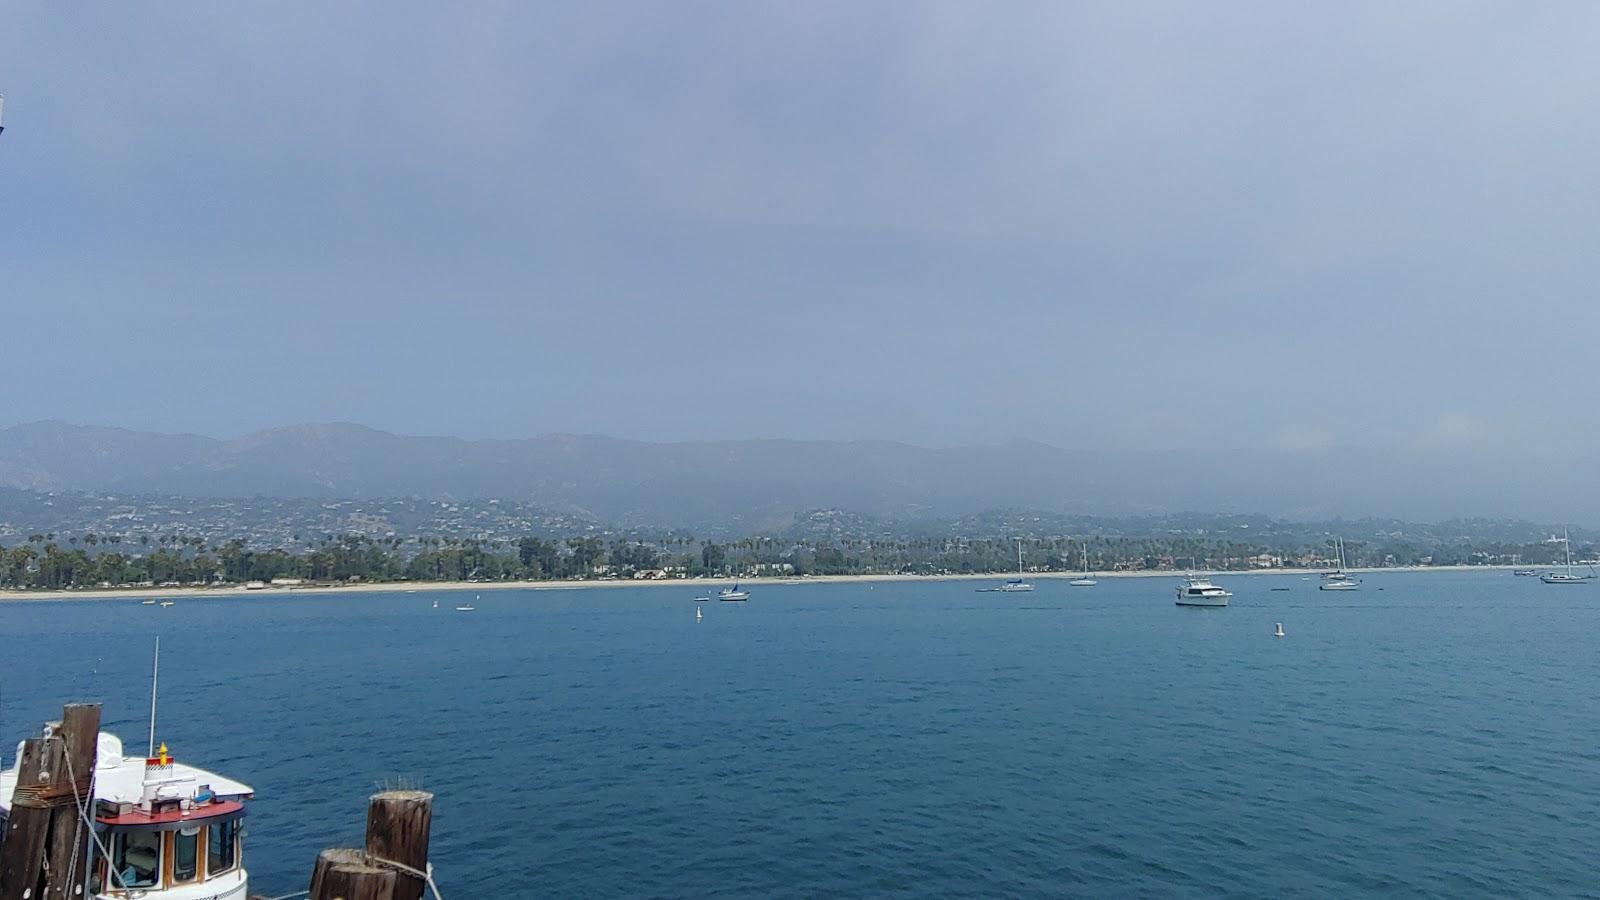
[432,599,438,609]
[1274,622,1285,638]
[696,607,703,621]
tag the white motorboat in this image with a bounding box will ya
[1175,575,1231,607]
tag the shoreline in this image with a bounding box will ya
[0,564,1532,603]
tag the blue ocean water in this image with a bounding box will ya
[3,572,1599,897]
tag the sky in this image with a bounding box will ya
[2,3,1598,461]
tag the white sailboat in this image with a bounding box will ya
[1540,527,1591,584]
[998,539,1034,592]
[718,578,750,601]
[1069,541,1097,586]
[1319,537,1360,591]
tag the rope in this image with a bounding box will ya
[366,854,445,900]
[62,744,131,893]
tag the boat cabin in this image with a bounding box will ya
[1,732,253,900]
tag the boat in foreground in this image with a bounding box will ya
[1176,575,1231,607]
[0,736,253,899]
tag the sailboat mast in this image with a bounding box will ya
[1566,527,1573,576]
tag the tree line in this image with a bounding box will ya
[1,530,1591,591]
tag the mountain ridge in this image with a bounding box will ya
[0,420,1593,528]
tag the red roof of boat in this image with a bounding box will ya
[97,799,244,827]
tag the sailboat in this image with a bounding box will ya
[718,578,750,601]
[1069,541,1097,587]
[1540,528,1591,584]
[1319,537,1360,591]
[998,539,1034,592]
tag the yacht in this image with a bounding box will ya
[1319,537,1360,591]
[997,539,1034,592]
[1541,528,1592,584]
[718,582,750,601]
[1176,575,1231,607]
[1069,541,1097,587]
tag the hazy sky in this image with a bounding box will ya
[2,3,1597,455]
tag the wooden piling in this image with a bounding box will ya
[43,704,101,900]
[365,790,434,900]
[310,848,396,900]
[0,703,101,900]
[0,740,52,900]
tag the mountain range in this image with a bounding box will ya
[0,421,1591,530]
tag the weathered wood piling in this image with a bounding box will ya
[306,790,436,900]
[0,703,102,900]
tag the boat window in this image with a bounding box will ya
[208,818,239,875]
[174,826,201,882]
[111,830,161,888]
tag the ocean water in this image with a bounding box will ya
[3,572,1599,897]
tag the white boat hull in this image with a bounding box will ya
[1318,582,1360,591]
[998,583,1034,592]
[1175,594,1229,607]
[98,871,249,900]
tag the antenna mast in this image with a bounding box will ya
[148,635,160,758]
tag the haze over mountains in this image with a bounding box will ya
[0,421,1592,531]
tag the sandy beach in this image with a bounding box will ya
[0,564,1524,603]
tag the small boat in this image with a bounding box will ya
[717,583,750,602]
[455,594,479,611]
[158,600,175,608]
[693,595,711,602]
[1069,541,1097,587]
[141,599,157,605]
[1513,568,1540,576]
[996,539,1034,592]
[1318,537,1360,591]
[1541,528,1592,584]
[1176,575,1231,607]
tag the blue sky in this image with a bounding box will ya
[2,3,1597,458]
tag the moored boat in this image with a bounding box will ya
[1540,528,1592,585]
[0,736,253,899]
[995,539,1034,592]
[1175,575,1231,607]
[1318,537,1361,591]
[1069,541,1097,587]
